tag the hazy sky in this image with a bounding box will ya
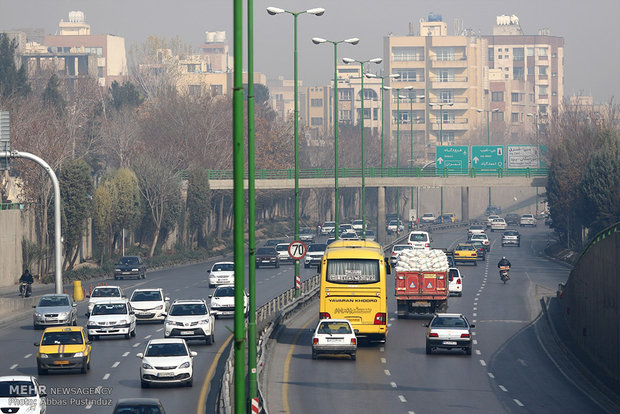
[1,0,619,102]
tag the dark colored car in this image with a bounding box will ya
[114,256,146,280]
[504,213,519,225]
[255,247,279,269]
[113,398,166,414]
[470,241,487,261]
[265,239,285,247]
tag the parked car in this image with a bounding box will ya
[0,375,47,414]
[114,256,146,280]
[467,225,485,239]
[304,243,327,268]
[207,261,235,288]
[469,233,490,252]
[520,214,537,227]
[137,338,196,388]
[311,319,357,360]
[502,229,521,247]
[87,286,125,316]
[209,285,248,318]
[424,313,474,355]
[87,300,136,340]
[504,213,520,225]
[490,218,507,232]
[113,398,166,414]
[164,299,215,345]
[255,247,279,269]
[420,213,436,224]
[469,241,487,261]
[129,288,170,323]
[32,294,78,329]
[448,268,462,296]
[299,227,315,243]
[390,244,414,266]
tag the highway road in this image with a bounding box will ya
[264,225,607,414]
[0,250,317,413]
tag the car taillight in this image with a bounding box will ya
[461,333,470,338]
[374,313,387,325]
[425,243,430,247]
[319,312,331,319]
[457,279,461,284]
[313,338,318,345]
[351,338,357,345]
[429,332,438,337]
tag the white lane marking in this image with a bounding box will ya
[380,347,385,352]
[472,331,477,336]
[389,317,396,321]
[390,381,397,388]
[398,395,407,403]
[473,320,477,323]
[408,412,416,414]
[384,369,391,376]
[10,364,18,370]
[122,351,130,357]
[473,307,478,310]
[387,323,392,327]
[518,358,528,366]
[479,359,487,366]
[103,373,110,380]
[475,350,481,355]
[85,404,92,409]
[144,334,152,339]
[133,342,141,348]
[473,339,478,344]
[499,385,508,392]
[473,313,478,316]
[488,372,495,379]
[380,358,386,364]
[174,289,180,292]
[112,361,120,368]
[24,354,32,359]
[156,328,163,332]
[514,399,524,407]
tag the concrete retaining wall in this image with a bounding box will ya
[561,224,620,388]
[0,209,29,287]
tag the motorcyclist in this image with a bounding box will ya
[19,269,34,297]
[497,257,511,269]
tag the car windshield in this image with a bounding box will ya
[504,231,518,236]
[317,321,352,334]
[265,239,283,246]
[431,317,467,328]
[471,235,486,240]
[92,303,128,315]
[423,214,433,218]
[409,233,428,242]
[300,228,313,234]
[91,288,121,298]
[214,286,234,297]
[393,245,411,252]
[145,343,187,357]
[39,296,70,307]
[323,222,335,227]
[0,381,37,397]
[457,245,475,251]
[256,248,276,255]
[119,257,140,265]
[169,303,206,316]
[131,291,162,302]
[41,331,83,345]
[341,233,356,239]
[470,225,483,230]
[114,406,163,414]
[326,259,380,284]
[308,244,326,252]
[275,244,288,251]
[212,263,234,272]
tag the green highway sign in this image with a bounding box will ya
[472,145,504,170]
[436,146,469,172]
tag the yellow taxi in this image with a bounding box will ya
[453,243,478,266]
[34,326,92,375]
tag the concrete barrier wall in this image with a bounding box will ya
[0,209,27,287]
[561,224,620,386]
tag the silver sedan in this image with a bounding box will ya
[424,313,474,355]
[33,294,78,329]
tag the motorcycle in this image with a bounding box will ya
[499,266,510,284]
[19,282,32,298]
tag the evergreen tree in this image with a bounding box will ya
[0,33,30,97]
[186,167,211,248]
[42,74,65,114]
[110,80,144,110]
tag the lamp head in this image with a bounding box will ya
[474,108,483,113]
[365,73,377,79]
[266,7,284,15]
[491,108,499,112]
[312,37,327,45]
[389,73,401,79]
[382,86,392,90]
[404,86,413,90]
[369,58,382,64]
[344,38,360,45]
[306,8,325,16]
[342,57,355,64]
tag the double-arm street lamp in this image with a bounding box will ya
[267,6,324,296]
[365,72,400,175]
[527,112,540,214]
[475,107,499,210]
[383,85,412,230]
[343,57,382,238]
[429,101,453,218]
[408,93,424,212]
[312,37,359,240]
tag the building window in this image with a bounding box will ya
[538,85,548,96]
[211,85,223,95]
[552,91,557,96]
[539,66,548,76]
[311,98,322,107]
[529,93,535,102]
[488,47,494,62]
[437,69,455,82]
[537,47,548,57]
[491,91,504,102]
[552,52,557,58]
[442,111,455,124]
[188,85,201,96]
[186,64,199,73]
[491,111,504,121]
[435,47,455,61]
[97,66,104,77]
[498,55,502,60]
[511,92,519,103]
[513,48,524,61]
[393,69,424,82]
[361,89,378,101]
[438,90,454,103]
[339,89,352,101]
[373,108,379,120]
[311,117,323,126]
[511,113,520,123]
[552,72,558,78]
[441,131,455,143]
[538,105,547,114]
[392,47,424,61]
[513,67,524,80]
[527,47,535,57]
[339,110,351,121]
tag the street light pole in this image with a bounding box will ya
[313,37,358,241]
[343,57,382,238]
[476,107,499,211]
[268,6,324,297]
[430,101,453,219]
[527,112,540,215]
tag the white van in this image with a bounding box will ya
[408,231,431,249]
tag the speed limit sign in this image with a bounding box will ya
[288,240,307,260]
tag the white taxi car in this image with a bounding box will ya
[207,262,234,288]
[137,338,196,388]
[312,319,357,360]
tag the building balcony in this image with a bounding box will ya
[430,117,469,131]
[430,56,468,68]
[429,77,469,90]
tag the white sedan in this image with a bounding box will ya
[137,338,196,388]
[490,218,507,232]
[207,262,234,288]
[312,319,357,360]
[209,285,248,318]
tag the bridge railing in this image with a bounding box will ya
[198,167,548,181]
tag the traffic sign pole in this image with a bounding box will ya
[288,241,307,297]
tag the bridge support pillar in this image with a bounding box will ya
[377,186,386,244]
[461,187,469,222]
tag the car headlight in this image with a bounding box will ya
[34,312,43,317]
[74,352,84,357]
[132,268,139,272]
[59,311,70,318]
[199,319,210,325]
[40,354,48,358]
[118,319,128,325]
[179,361,190,369]
[155,305,163,310]
[115,268,121,272]
[211,300,219,307]
[142,362,153,369]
